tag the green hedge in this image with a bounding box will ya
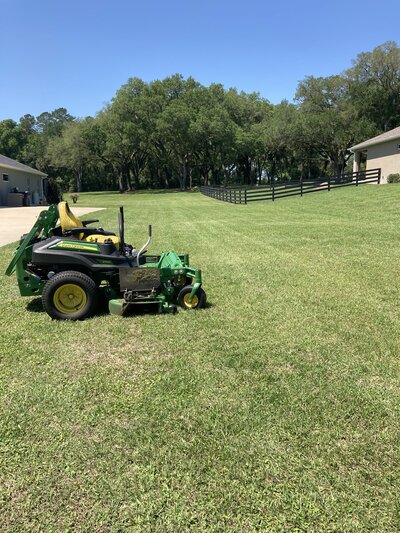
[387,173,400,183]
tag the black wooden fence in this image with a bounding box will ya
[200,168,381,204]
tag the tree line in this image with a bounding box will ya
[1,41,399,194]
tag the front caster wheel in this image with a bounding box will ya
[177,286,207,310]
[42,271,99,320]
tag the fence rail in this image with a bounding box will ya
[200,168,381,204]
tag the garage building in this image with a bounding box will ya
[0,154,47,206]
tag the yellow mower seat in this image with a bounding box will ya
[58,201,120,246]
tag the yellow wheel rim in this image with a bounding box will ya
[53,284,87,314]
[183,292,199,309]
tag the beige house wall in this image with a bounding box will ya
[366,138,400,183]
[0,165,45,206]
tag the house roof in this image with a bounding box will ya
[350,126,400,152]
[0,154,47,177]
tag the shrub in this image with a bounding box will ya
[45,178,62,204]
[387,173,400,183]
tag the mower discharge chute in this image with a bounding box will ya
[5,202,206,320]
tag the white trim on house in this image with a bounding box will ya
[350,127,400,152]
[0,162,46,176]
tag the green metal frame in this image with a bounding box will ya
[5,205,58,296]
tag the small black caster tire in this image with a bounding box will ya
[177,286,207,310]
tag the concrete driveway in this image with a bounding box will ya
[0,206,105,246]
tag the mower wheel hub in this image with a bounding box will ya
[53,284,87,314]
[183,292,199,308]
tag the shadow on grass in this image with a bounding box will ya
[26,297,213,318]
[71,189,199,197]
[26,298,44,313]
[26,297,110,317]
[126,189,199,195]
[120,300,213,317]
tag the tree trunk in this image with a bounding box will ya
[76,166,83,192]
[201,167,210,186]
[255,159,262,182]
[270,159,276,184]
[118,171,125,193]
[243,159,252,185]
[121,164,130,192]
[333,157,343,177]
[179,162,187,191]
[163,167,171,189]
[131,167,140,190]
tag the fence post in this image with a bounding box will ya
[378,168,381,184]
[244,189,247,205]
[356,171,359,186]
[272,180,275,202]
[300,177,303,197]
[328,175,331,192]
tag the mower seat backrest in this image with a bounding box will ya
[58,201,84,239]
[58,201,120,246]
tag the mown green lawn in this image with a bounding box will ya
[1,186,400,531]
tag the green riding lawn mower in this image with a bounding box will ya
[5,202,207,320]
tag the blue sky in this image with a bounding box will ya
[1,0,399,121]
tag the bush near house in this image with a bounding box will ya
[387,173,400,183]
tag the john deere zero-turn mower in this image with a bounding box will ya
[5,202,206,320]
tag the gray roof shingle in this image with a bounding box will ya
[350,126,400,151]
[0,154,47,176]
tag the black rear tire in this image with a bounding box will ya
[177,285,207,310]
[42,271,99,320]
